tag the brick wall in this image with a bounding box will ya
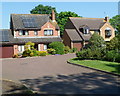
[73,42,83,51]
[63,30,71,48]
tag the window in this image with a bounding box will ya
[19,30,29,36]
[84,29,89,34]
[18,45,24,52]
[105,28,111,38]
[34,31,38,35]
[43,44,47,50]
[44,29,53,36]
[19,30,23,36]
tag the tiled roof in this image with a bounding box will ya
[69,17,106,30]
[11,14,59,30]
[65,29,82,41]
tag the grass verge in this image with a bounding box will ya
[68,58,120,75]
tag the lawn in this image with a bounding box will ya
[68,58,120,75]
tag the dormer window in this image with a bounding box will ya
[84,29,89,34]
[79,25,89,34]
[19,30,29,36]
[105,27,111,38]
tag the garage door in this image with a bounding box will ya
[0,46,13,58]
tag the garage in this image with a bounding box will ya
[0,45,13,58]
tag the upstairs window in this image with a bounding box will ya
[105,28,111,38]
[84,29,89,34]
[44,29,53,36]
[79,26,89,34]
[19,30,29,36]
[34,31,38,35]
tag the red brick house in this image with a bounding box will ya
[0,10,62,58]
[63,17,115,51]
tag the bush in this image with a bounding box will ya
[76,50,88,59]
[38,51,47,56]
[76,48,106,60]
[47,48,56,55]
[105,50,120,62]
[49,42,65,55]
[25,42,35,50]
[22,49,32,57]
[32,49,39,56]
[64,46,70,54]
[70,48,77,53]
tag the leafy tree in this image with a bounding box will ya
[106,36,120,51]
[30,4,57,15]
[56,11,80,36]
[89,33,106,49]
[110,15,120,35]
[30,4,81,37]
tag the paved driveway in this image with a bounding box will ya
[2,54,120,94]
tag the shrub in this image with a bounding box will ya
[105,50,120,62]
[76,48,105,60]
[49,42,65,55]
[70,48,77,53]
[25,41,35,50]
[22,49,32,57]
[64,46,70,54]
[76,50,87,59]
[12,54,19,58]
[32,49,39,56]
[106,37,119,51]
[38,51,47,56]
[47,48,56,55]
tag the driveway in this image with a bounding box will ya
[2,53,120,94]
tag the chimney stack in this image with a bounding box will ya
[105,16,109,22]
[52,10,55,22]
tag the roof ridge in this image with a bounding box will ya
[11,14,49,15]
[69,17,104,19]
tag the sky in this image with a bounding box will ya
[1,2,118,29]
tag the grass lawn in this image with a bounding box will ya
[68,58,120,75]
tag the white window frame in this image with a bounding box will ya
[84,29,89,34]
[19,30,23,36]
[19,30,29,36]
[18,45,25,53]
[44,29,53,36]
[43,44,47,51]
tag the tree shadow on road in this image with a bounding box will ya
[20,72,120,94]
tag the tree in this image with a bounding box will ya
[56,11,80,36]
[30,4,81,37]
[88,33,106,58]
[106,36,120,51]
[30,4,57,15]
[89,33,106,49]
[110,15,120,35]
